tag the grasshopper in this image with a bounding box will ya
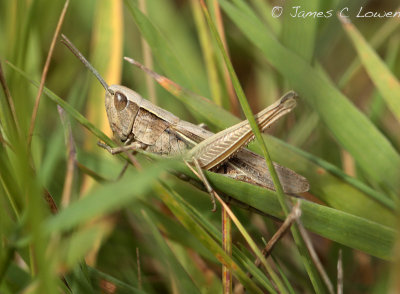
[61,35,309,204]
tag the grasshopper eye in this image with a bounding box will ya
[114,91,128,111]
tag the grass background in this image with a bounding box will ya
[0,0,399,293]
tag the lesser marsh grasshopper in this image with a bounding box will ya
[61,35,309,202]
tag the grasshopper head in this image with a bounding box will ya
[105,85,141,142]
[60,35,141,143]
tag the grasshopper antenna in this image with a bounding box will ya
[60,34,112,94]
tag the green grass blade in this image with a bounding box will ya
[87,267,148,294]
[338,14,400,89]
[273,256,297,294]
[140,211,202,294]
[124,0,196,92]
[142,157,397,260]
[44,160,173,234]
[152,182,278,291]
[200,3,326,292]
[249,0,281,34]
[200,171,396,260]
[200,1,289,213]
[4,61,115,148]
[281,0,319,62]
[86,0,124,142]
[341,18,400,124]
[190,0,224,106]
[156,184,267,293]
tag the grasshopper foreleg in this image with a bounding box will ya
[97,141,144,155]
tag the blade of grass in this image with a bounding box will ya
[142,202,219,262]
[201,2,327,292]
[156,183,271,294]
[140,210,202,294]
[57,106,76,208]
[143,198,281,292]
[281,0,318,62]
[340,16,400,124]
[86,0,123,138]
[44,160,173,234]
[202,0,288,214]
[124,0,197,92]
[166,187,283,292]
[197,170,396,260]
[270,256,297,294]
[209,0,239,115]
[250,0,281,34]
[87,267,148,294]
[27,0,69,148]
[368,38,400,125]
[147,153,396,260]
[4,61,115,149]
[0,62,20,137]
[57,222,112,271]
[138,0,156,104]
[338,9,400,89]
[190,0,223,107]
[0,148,22,219]
[222,203,232,294]
[210,189,289,293]
[81,0,124,198]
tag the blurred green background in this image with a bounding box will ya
[0,0,399,293]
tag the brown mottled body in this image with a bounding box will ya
[105,85,309,194]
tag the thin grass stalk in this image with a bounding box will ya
[0,174,20,219]
[58,106,76,208]
[337,250,343,294]
[139,0,157,104]
[136,247,142,290]
[340,16,400,124]
[200,0,290,216]
[297,213,334,294]
[157,184,266,293]
[27,0,69,148]
[251,202,301,273]
[367,36,400,124]
[0,62,20,136]
[185,158,287,293]
[338,7,400,89]
[211,191,289,293]
[222,201,232,294]
[209,0,239,115]
[190,0,223,106]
